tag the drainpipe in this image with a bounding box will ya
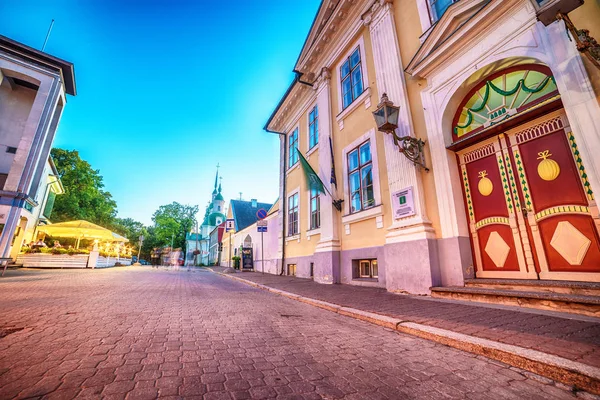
[265,128,287,275]
[264,72,313,275]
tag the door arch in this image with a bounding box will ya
[450,64,600,282]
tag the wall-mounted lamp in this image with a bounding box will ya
[372,93,429,171]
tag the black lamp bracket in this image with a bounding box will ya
[388,130,429,172]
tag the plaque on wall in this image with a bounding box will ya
[391,186,416,219]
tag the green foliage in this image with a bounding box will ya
[110,218,146,249]
[232,256,241,269]
[50,148,118,226]
[151,202,198,251]
[49,149,199,261]
[23,247,89,256]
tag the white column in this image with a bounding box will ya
[314,67,341,253]
[364,0,434,242]
[542,19,600,204]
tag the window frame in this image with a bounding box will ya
[341,128,382,218]
[309,188,320,230]
[358,259,378,279]
[347,140,375,214]
[288,127,299,169]
[427,0,458,24]
[308,106,319,150]
[287,192,299,236]
[335,36,369,114]
[340,46,365,110]
[287,264,297,276]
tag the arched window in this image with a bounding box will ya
[244,234,252,247]
[452,65,559,144]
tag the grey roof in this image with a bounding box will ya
[230,200,273,232]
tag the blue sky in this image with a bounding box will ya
[1,0,319,224]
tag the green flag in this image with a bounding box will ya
[298,150,326,195]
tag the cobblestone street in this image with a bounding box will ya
[0,267,592,399]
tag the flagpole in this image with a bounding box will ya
[298,150,343,211]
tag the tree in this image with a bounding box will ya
[111,218,146,249]
[151,202,198,251]
[50,148,118,226]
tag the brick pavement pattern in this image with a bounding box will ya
[0,267,594,399]
[224,270,600,369]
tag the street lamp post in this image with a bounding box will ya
[133,235,144,266]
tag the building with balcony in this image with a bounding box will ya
[0,35,76,261]
[265,0,600,295]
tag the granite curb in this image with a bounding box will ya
[209,269,600,395]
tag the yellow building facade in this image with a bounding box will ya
[266,0,600,294]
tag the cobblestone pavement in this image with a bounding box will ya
[218,269,600,369]
[0,267,594,399]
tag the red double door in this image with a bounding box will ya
[458,111,600,281]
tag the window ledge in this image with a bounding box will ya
[285,234,300,242]
[306,228,321,238]
[353,277,379,282]
[306,145,318,159]
[336,87,372,131]
[341,204,383,225]
[286,162,299,175]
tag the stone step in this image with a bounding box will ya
[430,286,600,318]
[464,278,600,296]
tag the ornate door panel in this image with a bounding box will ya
[458,140,534,279]
[503,113,600,281]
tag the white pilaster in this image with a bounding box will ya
[542,19,600,205]
[314,67,341,253]
[364,0,434,242]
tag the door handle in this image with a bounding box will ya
[521,207,528,217]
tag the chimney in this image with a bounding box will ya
[251,199,257,208]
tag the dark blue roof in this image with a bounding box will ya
[230,200,273,231]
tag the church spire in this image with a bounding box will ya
[212,163,220,196]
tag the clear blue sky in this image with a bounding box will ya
[1,0,319,225]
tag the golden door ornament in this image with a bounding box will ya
[537,150,561,181]
[478,170,494,196]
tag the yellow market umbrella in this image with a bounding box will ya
[37,220,129,249]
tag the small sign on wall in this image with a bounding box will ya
[391,186,416,219]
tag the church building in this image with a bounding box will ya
[185,168,226,265]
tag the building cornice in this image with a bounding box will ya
[405,0,526,78]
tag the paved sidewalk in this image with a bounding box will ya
[209,268,600,369]
[3,267,591,399]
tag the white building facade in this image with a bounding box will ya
[0,35,76,261]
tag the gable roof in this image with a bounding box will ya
[230,200,274,232]
[405,0,504,77]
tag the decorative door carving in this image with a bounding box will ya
[458,139,535,279]
[501,112,600,281]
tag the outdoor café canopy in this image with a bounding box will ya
[37,220,129,244]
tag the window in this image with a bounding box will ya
[288,128,299,168]
[0,173,7,190]
[6,147,17,154]
[309,106,319,149]
[287,264,297,276]
[340,47,364,109]
[288,193,299,236]
[310,188,320,230]
[428,0,457,23]
[348,141,374,213]
[358,259,378,279]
